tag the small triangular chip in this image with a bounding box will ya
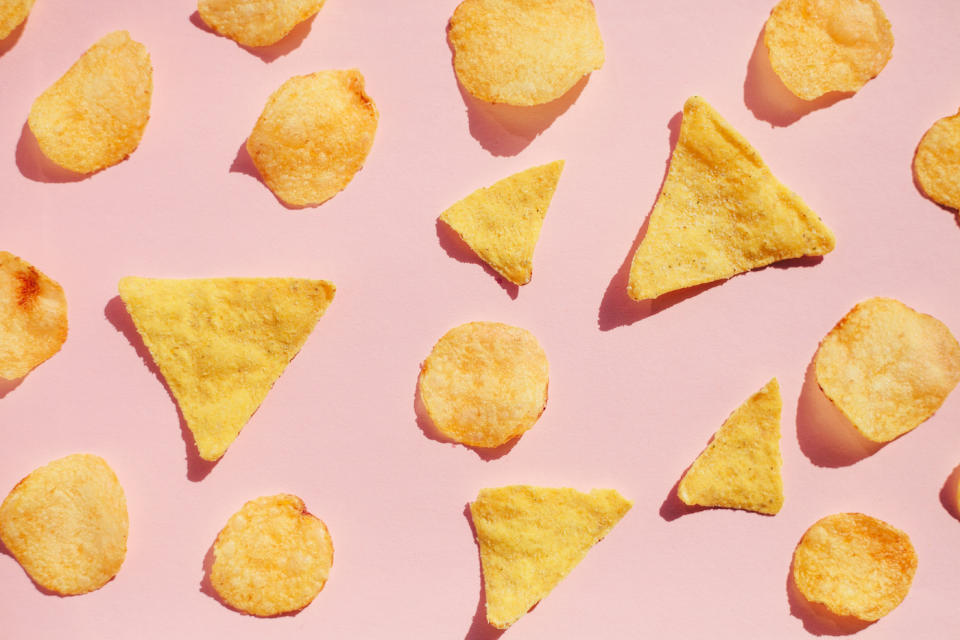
[118,277,335,461]
[440,160,564,285]
[470,485,631,629]
[627,97,835,301]
[677,378,784,515]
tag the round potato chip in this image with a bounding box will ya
[419,321,549,448]
[211,494,333,616]
[914,108,960,212]
[0,454,128,595]
[814,297,960,443]
[764,0,893,100]
[28,30,152,174]
[449,0,605,106]
[0,251,67,380]
[793,513,916,621]
[246,69,378,207]
[0,0,35,40]
[197,0,326,47]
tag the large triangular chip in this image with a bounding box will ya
[627,97,835,301]
[118,277,335,461]
[677,378,784,515]
[439,160,564,285]
[470,485,631,629]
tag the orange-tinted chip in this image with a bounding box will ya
[914,107,960,212]
[0,0,35,40]
[197,0,325,47]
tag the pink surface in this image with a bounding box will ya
[1,0,960,638]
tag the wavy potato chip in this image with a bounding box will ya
[628,97,835,301]
[211,494,333,616]
[471,486,632,629]
[914,108,960,212]
[793,513,916,621]
[0,251,67,379]
[197,0,325,47]
[449,0,604,106]
[764,0,894,100]
[28,31,152,174]
[247,70,378,207]
[0,454,128,595]
[439,160,564,285]
[0,0,34,40]
[815,297,960,443]
[419,321,548,448]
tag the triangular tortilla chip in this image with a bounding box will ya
[627,97,835,301]
[118,277,335,461]
[677,378,784,515]
[470,485,631,629]
[440,160,564,285]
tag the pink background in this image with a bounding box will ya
[2,0,960,637]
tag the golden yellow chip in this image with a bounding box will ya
[418,321,548,448]
[28,31,152,174]
[627,96,836,301]
[211,494,333,616]
[247,70,378,207]
[470,486,631,629]
[449,0,604,106]
[0,251,67,380]
[814,297,960,443]
[764,0,894,100]
[0,454,128,595]
[439,161,564,285]
[914,108,960,212]
[197,0,325,47]
[793,513,916,621]
[118,277,336,461]
[678,379,784,515]
[0,0,34,40]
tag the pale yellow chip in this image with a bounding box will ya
[677,378,784,515]
[118,277,336,461]
[439,161,564,285]
[28,31,152,174]
[247,70,378,207]
[470,486,631,629]
[814,297,960,443]
[793,512,916,621]
[627,96,836,301]
[198,0,325,47]
[764,0,894,101]
[419,321,548,448]
[914,108,960,212]
[0,251,67,380]
[0,0,34,40]
[0,454,128,595]
[211,494,333,616]
[449,0,605,106]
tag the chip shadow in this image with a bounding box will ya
[15,121,90,184]
[435,219,519,299]
[462,503,507,640]
[786,556,873,635]
[0,376,24,399]
[939,463,960,522]
[188,10,316,63]
[0,19,26,58]
[658,473,707,522]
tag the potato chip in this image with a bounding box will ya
[0,251,67,379]
[118,277,336,461]
[247,70,378,207]
[793,513,916,621]
[677,379,784,515]
[418,321,548,448]
[814,297,960,443]
[764,0,894,100]
[914,108,960,212]
[28,31,152,174]
[0,0,34,40]
[0,454,128,595]
[211,494,333,616]
[449,0,604,106]
[627,96,836,301]
[197,0,325,47]
[439,161,564,285]
[470,486,631,629]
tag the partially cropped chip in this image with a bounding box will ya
[419,321,548,448]
[197,0,325,47]
[0,454,128,595]
[28,31,152,174]
[211,494,333,616]
[793,513,916,621]
[914,108,960,212]
[247,69,378,207]
[815,297,960,443]
[764,0,894,100]
[0,251,67,379]
[449,0,605,106]
[0,0,35,40]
